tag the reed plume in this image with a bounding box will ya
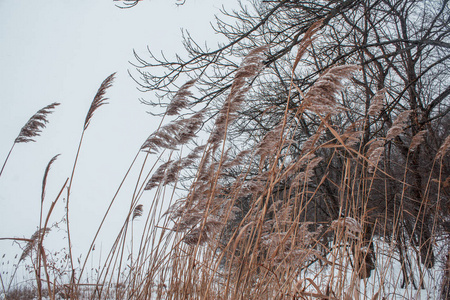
[367,88,386,116]
[302,128,325,153]
[19,228,51,262]
[144,160,173,190]
[132,204,144,221]
[366,139,385,173]
[292,19,323,72]
[342,121,364,147]
[386,110,411,141]
[15,102,60,143]
[409,130,427,152]
[256,122,285,160]
[260,222,322,266]
[222,149,251,169]
[41,154,60,203]
[331,217,362,240]
[303,65,360,115]
[0,102,60,178]
[166,79,197,115]
[144,145,206,190]
[436,135,450,159]
[208,45,268,146]
[84,72,116,130]
[141,111,204,153]
[290,156,322,188]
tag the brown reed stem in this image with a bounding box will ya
[0,144,15,178]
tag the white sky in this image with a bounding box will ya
[0,0,233,283]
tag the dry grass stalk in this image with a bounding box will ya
[84,73,116,130]
[441,250,450,299]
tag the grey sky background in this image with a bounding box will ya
[0,0,232,282]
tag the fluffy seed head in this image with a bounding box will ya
[84,73,116,130]
[368,88,386,116]
[386,110,412,141]
[409,130,427,152]
[436,135,450,159]
[303,65,360,115]
[15,102,60,143]
[166,79,197,116]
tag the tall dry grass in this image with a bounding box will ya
[1,24,449,300]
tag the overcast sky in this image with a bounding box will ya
[0,0,233,283]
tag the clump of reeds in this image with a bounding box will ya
[69,22,447,300]
[115,25,447,300]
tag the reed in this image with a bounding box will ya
[0,102,60,178]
